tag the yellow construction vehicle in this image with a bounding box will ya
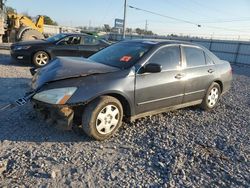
[0,0,45,42]
[5,13,45,42]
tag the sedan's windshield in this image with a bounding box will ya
[89,42,153,69]
[46,33,68,43]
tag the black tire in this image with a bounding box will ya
[201,82,221,111]
[82,96,123,140]
[33,51,50,67]
[20,29,44,41]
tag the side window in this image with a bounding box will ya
[148,46,180,70]
[58,36,81,45]
[82,36,99,45]
[71,36,81,45]
[205,53,215,65]
[184,47,206,67]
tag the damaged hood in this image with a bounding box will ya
[32,57,119,90]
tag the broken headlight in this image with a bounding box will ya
[33,87,77,104]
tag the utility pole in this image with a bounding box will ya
[145,20,148,31]
[122,0,127,39]
[88,20,91,30]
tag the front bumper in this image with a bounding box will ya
[10,50,31,63]
[32,100,75,130]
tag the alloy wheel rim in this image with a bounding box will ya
[35,53,48,65]
[207,87,219,108]
[96,104,120,135]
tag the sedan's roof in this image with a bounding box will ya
[122,39,196,46]
[61,33,91,37]
[120,39,220,62]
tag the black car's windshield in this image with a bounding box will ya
[46,33,68,43]
[89,41,153,69]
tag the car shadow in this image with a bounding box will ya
[0,51,31,67]
[0,104,93,143]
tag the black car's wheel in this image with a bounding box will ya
[33,51,50,67]
[201,82,221,110]
[82,96,123,140]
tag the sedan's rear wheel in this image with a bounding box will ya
[82,96,123,140]
[201,82,221,110]
[33,51,49,67]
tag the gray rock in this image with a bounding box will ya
[0,160,8,174]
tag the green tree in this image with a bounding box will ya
[135,28,143,35]
[6,6,15,14]
[135,28,154,35]
[43,15,58,26]
[104,24,111,32]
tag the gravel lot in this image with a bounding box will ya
[0,50,249,187]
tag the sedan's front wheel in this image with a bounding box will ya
[201,82,221,110]
[33,51,50,67]
[82,96,123,140]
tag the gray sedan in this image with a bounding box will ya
[30,40,232,140]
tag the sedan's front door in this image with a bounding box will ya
[135,45,185,114]
[52,36,81,57]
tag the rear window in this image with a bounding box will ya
[205,53,215,65]
[89,42,153,69]
[184,47,206,67]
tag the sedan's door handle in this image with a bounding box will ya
[208,69,214,73]
[175,73,185,79]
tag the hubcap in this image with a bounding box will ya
[96,105,120,135]
[207,87,219,108]
[35,53,48,66]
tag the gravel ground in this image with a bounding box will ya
[0,50,249,187]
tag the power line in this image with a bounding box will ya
[128,5,201,27]
[163,0,214,20]
[129,18,250,25]
[128,5,249,33]
[188,0,233,17]
[205,25,249,33]
[197,18,250,24]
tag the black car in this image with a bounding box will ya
[10,33,110,67]
[29,40,232,140]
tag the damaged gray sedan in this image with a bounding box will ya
[30,40,232,140]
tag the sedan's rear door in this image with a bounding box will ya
[78,35,105,58]
[135,45,185,114]
[181,45,216,103]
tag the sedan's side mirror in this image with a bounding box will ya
[143,63,162,73]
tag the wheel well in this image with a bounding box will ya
[72,94,131,125]
[214,80,223,92]
[31,50,51,61]
[107,93,131,117]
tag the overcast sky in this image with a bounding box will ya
[6,0,250,39]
